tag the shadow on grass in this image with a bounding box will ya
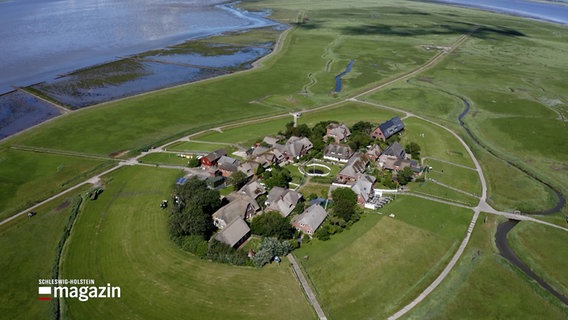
[341,21,525,39]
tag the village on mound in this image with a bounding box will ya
[172,116,425,260]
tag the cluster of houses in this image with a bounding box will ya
[190,116,421,249]
[211,180,327,249]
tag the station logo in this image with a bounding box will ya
[38,279,121,302]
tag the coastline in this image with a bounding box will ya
[0,1,278,95]
[0,2,284,141]
[0,23,291,144]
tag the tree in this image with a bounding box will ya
[228,171,248,190]
[251,211,294,239]
[351,121,374,135]
[187,157,200,168]
[316,224,331,241]
[283,122,311,138]
[169,177,221,240]
[348,131,371,151]
[397,167,414,185]
[252,237,292,267]
[331,188,357,222]
[405,142,421,160]
[173,177,221,214]
[263,166,292,189]
[169,202,216,239]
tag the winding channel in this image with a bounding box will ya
[457,95,568,305]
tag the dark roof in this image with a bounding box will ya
[205,149,227,162]
[378,117,405,140]
[383,142,406,159]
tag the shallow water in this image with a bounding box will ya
[0,0,276,94]
[0,91,62,139]
[30,42,272,109]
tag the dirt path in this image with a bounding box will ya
[288,254,327,320]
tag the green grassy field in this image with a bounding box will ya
[405,215,568,319]
[60,166,314,319]
[166,141,234,153]
[2,0,568,318]
[0,187,90,319]
[467,136,558,212]
[424,158,481,196]
[399,117,474,168]
[295,197,472,319]
[409,181,479,207]
[509,222,568,298]
[0,148,115,221]
[137,152,191,166]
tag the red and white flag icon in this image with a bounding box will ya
[38,287,52,300]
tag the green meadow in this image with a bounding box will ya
[405,215,568,319]
[0,148,115,221]
[1,0,567,318]
[424,158,481,196]
[137,152,191,166]
[0,187,90,319]
[509,222,568,298]
[60,166,313,319]
[295,197,472,319]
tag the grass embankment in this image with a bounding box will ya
[60,166,313,319]
[295,197,472,319]
[0,187,90,319]
[0,148,115,221]
[509,222,568,298]
[406,215,568,319]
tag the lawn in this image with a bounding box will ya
[166,141,234,153]
[424,158,481,196]
[400,117,475,168]
[137,152,191,166]
[405,215,568,319]
[298,183,331,199]
[0,148,115,220]
[295,196,472,319]
[60,166,314,319]
[508,221,568,298]
[409,181,479,207]
[0,186,90,319]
